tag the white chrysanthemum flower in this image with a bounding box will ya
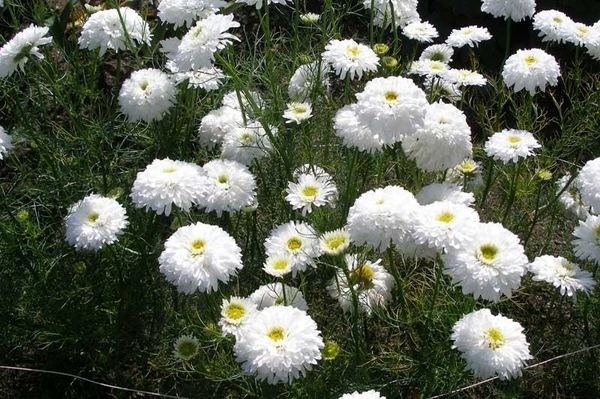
[118,68,176,123]
[446,69,487,87]
[166,13,239,72]
[339,391,386,399]
[565,22,595,47]
[347,186,420,251]
[529,255,596,298]
[0,25,52,78]
[532,10,574,44]
[288,61,330,101]
[221,121,273,165]
[249,283,308,310]
[0,126,14,160]
[299,13,320,24]
[198,159,257,216]
[419,44,454,63]
[198,105,244,149]
[451,309,532,380]
[285,171,338,215]
[219,296,258,338]
[446,26,492,48]
[446,159,484,187]
[557,174,593,220]
[158,222,242,293]
[236,0,291,9]
[572,215,600,265]
[158,0,226,28]
[481,0,535,22]
[65,194,128,251]
[584,22,600,60]
[333,104,385,153]
[322,39,379,80]
[409,59,449,77]
[402,21,439,42]
[264,221,321,274]
[168,63,225,90]
[502,48,560,95]
[130,158,204,216]
[576,157,600,212]
[484,129,541,164]
[320,228,351,256]
[283,102,313,124]
[234,306,323,384]
[442,222,528,302]
[78,7,151,56]
[416,183,475,207]
[263,254,294,278]
[403,101,473,172]
[173,334,200,361]
[327,254,394,315]
[363,0,420,29]
[412,201,480,251]
[355,76,428,145]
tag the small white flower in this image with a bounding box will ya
[576,157,600,212]
[168,64,225,90]
[532,10,575,44]
[158,0,227,28]
[484,129,541,164]
[320,228,351,256]
[300,13,320,24]
[264,221,321,274]
[236,0,291,9]
[446,69,487,87]
[219,296,258,338]
[446,26,492,48]
[0,25,52,78]
[572,214,600,265]
[119,68,177,123]
[502,48,560,95]
[557,174,593,220]
[419,44,454,64]
[402,21,439,42]
[221,121,273,165]
[529,255,596,298]
[263,254,294,278]
[285,169,337,215]
[409,59,449,77]
[283,102,313,124]
[322,39,379,80]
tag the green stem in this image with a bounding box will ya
[502,161,521,224]
[479,158,495,207]
[523,179,544,248]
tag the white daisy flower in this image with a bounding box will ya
[264,221,321,274]
[168,64,225,90]
[249,283,308,310]
[221,121,273,165]
[333,104,385,153]
[234,306,323,384]
[442,222,528,302]
[263,254,294,278]
[532,10,575,44]
[416,182,475,207]
[481,0,535,22]
[198,105,244,149]
[446,159,484,187]
[65,194,128,251]
[118,68,177,123]
[576,157,600,212]
[484,129,541,164]
[529,255,596,298]
[327,254,394,315]
[451,309,532,379]
[158,222,243,293]
[402,101,473,172]
[446,26,492,48]
[288,61,330,101]
[198,159,257,216]
[584,22,600,60]
[446,69,487,87]
[322,39,379,80]
[78,7,151,56]
[320,228,351,256]
[219,296,258,338]
[0,126,14,160]
[157,0,226,28]
[283,102,313,124]
[572,214,600,265]
[502,48,560,95]
[565,22,595,47]
[173,334,200,361]
[402,21,439,42]
[0,25,52,78]
[285,170,338,215]
[419,44,454,63]
[130,158,205,216]
[557,174,593,220]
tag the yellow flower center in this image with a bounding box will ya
[577,26,589,36]
[485,327,505,350]
[524,55,537,66]
[292,105,307,114]
[217,175,229,184]
[267,327,286,342]
[87,212,99,224]
[350,263,375,291]
[458,160,477,174]
[225,304,246,320]
[384,91,399,102]
[190,239,206,256]
[477,244,498,265]
[302,185,319,198]
[162,166,177,173]
[139,81,149,91]
[287,237,303,252]
[346,46,361,59]
[273,258,290,270]
[239,131,253,145]
[508,135,522,144]
[552,17,563,24]
[325,235,347,251]
[430,62,444,70]
[436,212,455,224]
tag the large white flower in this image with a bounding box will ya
[576,157,600,212]
[529,255,596,298]
[327,254,394,315]
[322,39,379,80]
[484,129,541,163]
[451,309,532,380]
[0,126,14,160]
[198,159,257,216]
[285,169,338,215]
[572,215,600,265]
[419,44,454,64]
[402,101,472,172]
[78,7,151,55]
[234,306,323,384]
[0,25,52,78]
[65,194,128,251]
[219,296,258,339]
[446,26,492,48]
[158,222,242,293]
[481,0,535,22]
[532,10,574,44]
[502,48,560,95]
[130,158,205,216]
[249,283,308,310]
[288,61,330,101]
[320,228,351,256]
[445,69,487,87]
[197,105,244,149]
[264,221,321,274]
[333,104,385,153]
[442,222,528,302]
[157,0,226,28]
[402,21,439,42]
[119,68,177,123]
